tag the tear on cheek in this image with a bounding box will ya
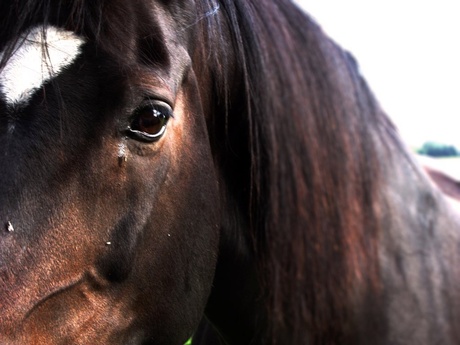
[118,139,128,167]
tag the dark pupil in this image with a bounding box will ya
[134,108,165,135]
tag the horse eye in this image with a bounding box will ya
[127,104,172,142]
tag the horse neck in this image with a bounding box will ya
[195,0,460,343]
[375,134,460,344]
[202,126,460,345]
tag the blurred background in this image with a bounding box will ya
[293,0,460,177]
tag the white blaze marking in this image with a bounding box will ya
[0,26,85,107]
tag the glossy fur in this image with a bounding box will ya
[0,1,459,345]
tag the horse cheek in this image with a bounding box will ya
[112,87,220,342]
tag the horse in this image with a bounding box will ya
[1,0,459,344]
[421,157,460,202]
[426,167,460,201]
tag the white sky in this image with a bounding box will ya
[293,0,460,148]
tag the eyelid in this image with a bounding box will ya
[140,89,174,108]
[138,98,174,117]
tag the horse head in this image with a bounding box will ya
[0,1,220,343]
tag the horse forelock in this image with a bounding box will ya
[0,0,157,69]
[200,0,390,343]
[0,0,198,118]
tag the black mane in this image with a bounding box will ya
[198,0,397,343]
